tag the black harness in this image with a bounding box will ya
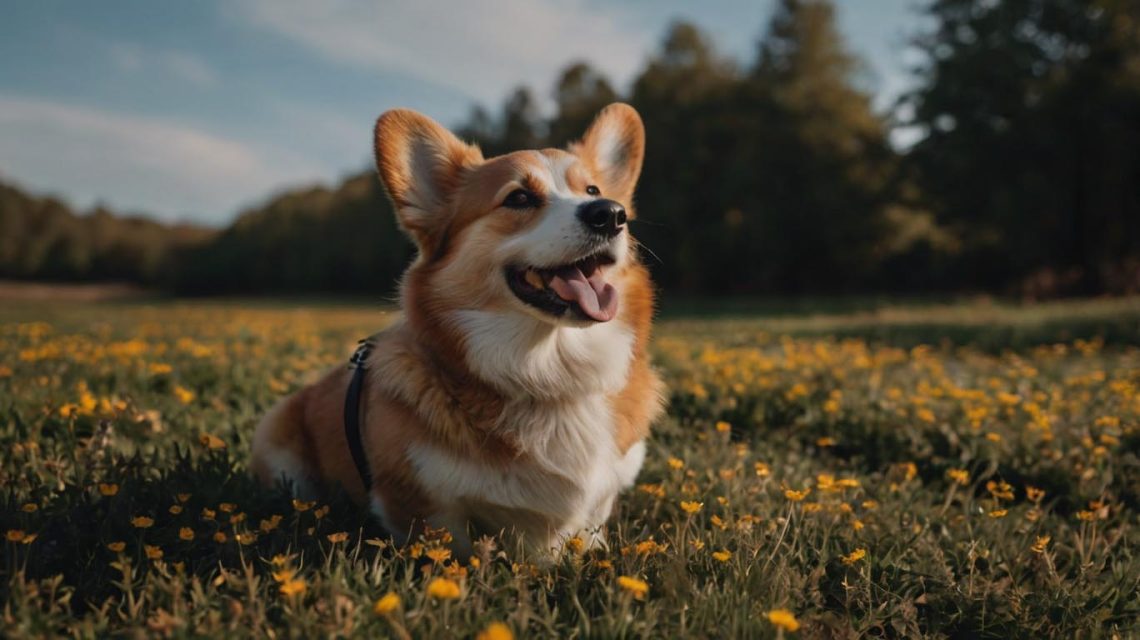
[343,339,374,490]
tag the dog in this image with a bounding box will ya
[251,103,664,558]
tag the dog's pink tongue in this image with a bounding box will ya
[548,266,618,322]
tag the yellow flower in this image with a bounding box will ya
[218,502,235,513]
[176,493,191,503]
[988,509,1008,518]
[260,515,283,532]
[173,385,196,405]
[20,503,37,513]
[292,499,315,512]
[373,592,400,616]
[426,577,462,600]
[327,531,349,544]
[564,536,585,554]
[616,575,649,599]
[235,532,256,545]
[131,516,154,529]
[680,500,703,514]
[144,545,163,560]
[711,549,732,563]
[314,505,330,519]
[213,531,227,543]
[476,622,515,640]
[667,457,685,470]
[947,469,970,485]
[1026,486,1046,502]
[754,462,771,478]
[179,527,194,541]
[1031,535,1050,554]
[279,578,306,597]
[169,505,183,515]
[107,541,126,552]
[199,433,225,450]
[715,420,731,433]
[766,608,800,632]
[841,548,867,565]
[272,567,296,583]
[6,529,26,543]
[784,488,811,502]
[1076,510,1096,521]
[816,436,836,447]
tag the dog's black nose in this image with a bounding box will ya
[577,199,627,237]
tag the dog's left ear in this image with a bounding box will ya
[374,109,483,252]
[572,103,645,204]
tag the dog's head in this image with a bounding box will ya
[374,104,646,328]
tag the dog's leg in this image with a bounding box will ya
[251,395,319,500]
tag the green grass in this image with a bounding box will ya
[1,298,1139,637]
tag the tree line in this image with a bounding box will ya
[3,0,1137,297]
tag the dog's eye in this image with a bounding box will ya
[502,189,539,209]
[585,185,600,196]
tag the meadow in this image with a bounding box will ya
[2,297,1139,638]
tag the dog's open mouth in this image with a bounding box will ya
[506,252,618,322]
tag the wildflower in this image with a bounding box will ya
[712,549,732,562]
[373,592,400,616]
[107,541,126,552]
[176,493,191,503]
[131,516,154,529]
[260,515,283,532]
[1026,486,1046,502]
[425,547,451,563]
[280,578,306,597]
[201,508,216,520]
[689,539,706,551]
[179,527,194,541]
[766,608,800,632]
[6,529,26,543]
[595,559,613,570]
[638,483,665,498]
[20,503,37,513]
[98,483,119,496]
[199,433,225,450]
[680,500,703,514]
[986,480,1014,501]
[1076,510,1096,521]
[755,462,771,478]
[715,420,731,433]
[947,469,970,485]
[272,567,296,583]
[710,514,728,530]
[616,575,649,599]
[173,385,196,405]
[169,505,183,515]
[426,577,462,600]
[235,532,256,545]
[564,536,585,554]
[213,532,228,543]
[218,503,236,513]
[784,488,811,502]
[988,509,1008,518]
[852,519,865,531]
[841,548,867,565]
[314,505,330,519]
[476,622,514,640]
[143,544,164,560]
[327,531,349,544]
[292,499,315,512]
[816,437,836,447]
[667,457,685,470]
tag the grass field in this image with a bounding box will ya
[2,297,1139,638]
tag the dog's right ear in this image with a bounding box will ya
[374,109,483,251]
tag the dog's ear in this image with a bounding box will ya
[572,103,645,205]
[374,109,483,251]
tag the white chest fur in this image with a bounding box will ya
[402,311,643,552]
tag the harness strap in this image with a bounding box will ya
[343,339,374,490]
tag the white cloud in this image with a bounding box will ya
[236,0,652,109]
[0,96,325,223]
[109,42,218,88]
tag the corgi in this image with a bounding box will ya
[251,103,664,558]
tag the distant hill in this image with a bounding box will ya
[0,180,215,285]
[168,172,413,295]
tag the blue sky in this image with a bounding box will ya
[0,0,923,225]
